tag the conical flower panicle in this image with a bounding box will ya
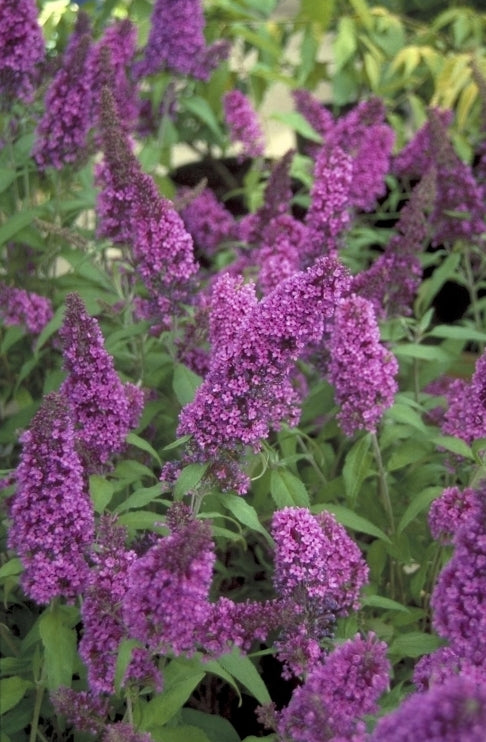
[33,33,94,171]
[175,257,350,492]
[8,392,94,604]
[59,293,144,471]
[329,294,399,437]
[0,0,45,105]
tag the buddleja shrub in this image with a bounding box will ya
[1,1,486,741]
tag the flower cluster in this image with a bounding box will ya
[178,187,236,257]
[33,31,94,170]
[0,0,44,104]
[8,393,94,604]
[370,675,486,742]
[278,633,390,742]
[79,517,160,695]
[175,257,350,492]
[428,485,480,543]
[0,283,53,334]
[329,294,399,436]
[123,506,215,656]
[134,0,229,81]
[431,488,486,669]
[223,90,265,159]
[59,292,144,471]
[441,348,486,445]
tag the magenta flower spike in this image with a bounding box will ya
[175,256,350,493]
[8,392,94,604]
[0,0,45,105]
[59,293,144,472]
[442,349,486,445]
[32,32,94,171]
[370,675,486,742]
[278,633,390,742]
[134,0,229,81]
[0,284,52,334]
[123,505,215,656]
[304,145,353,262]
[223,90,265,159]
[329,294,399,437]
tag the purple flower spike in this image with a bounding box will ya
[431,490,486,669]
[0,283,52,334]
[304,145,353,262]
[59,293,144,472]
[272,507,369,614]
[223,90,265,159]
[32,32,94,171]
[442,348,486,445]
[329,294,399,437]
[123,505,215,656]
[278,633,390,742]
[175,256,350,493]
[79,517,160,696]
[8,393,94,605]
[371,675,486,742]
[0,0,44,104]
[134,0,229,81]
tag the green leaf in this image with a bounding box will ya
[428,324,486,342]
[270,112,322,143]
[362,594,410,613]
[218,648,271,705]
[126,432,162,465]
[389,631,444,658]
[149,727,211,742]
[183,97,223,140]
[342,434,372,505]
[0,558,22,580]
[173,363,202,406]
[297,0,334,28]
[0,677,32,715]
[433,435,474,460]
[89,475,114,513]
[388,439,430,471]
[0,168,17,194]
[39,606,77,690]
[1,326,25,354]
[114,639,143,693]
[202,659,242,705]
[270,469,310,508]
[117,510,165,530]
[0,210,40,246]
[314,504,391,543]
[115,484,164,513]
[394,343,452,362]
[34,304,65,352]
[162,435,192,452]
[142,672,205,730]
[174,463,209,501]
[181,709,240,742]
[218,494,273,546]
[416,252,461,313]
[333,17,357,70]
[398,486,442,534]
[387,401,428,433]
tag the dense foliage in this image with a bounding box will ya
[1,1,486,741]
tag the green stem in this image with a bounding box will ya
[464,249,484,352]
[29,680,45,742]
[370,432,395,535]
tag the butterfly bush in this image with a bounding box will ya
[223,90,265,159]
[0,283,53,334]
[33,32,94,170]
[8,392,94,604]
[174,256,350,492]
[134,0,229,81]
[370,675,486,742]
[277,633,390,742]
[123,505,215,656]
[59,293,144,472]
[329,294,399,436]
[79,517,161,695]
[0,0,44,104]
[441,349,486,445]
